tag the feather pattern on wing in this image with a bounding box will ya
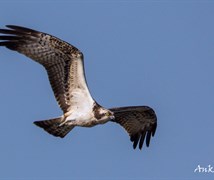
[110,106,157,149]
[0,25,94,114]
[0,25,158,150]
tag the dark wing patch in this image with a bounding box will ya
[0,25,86,113]
[110,106,157,150]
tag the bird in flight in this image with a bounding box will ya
[0,25,157,150]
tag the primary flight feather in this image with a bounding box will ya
[0,25,157,149]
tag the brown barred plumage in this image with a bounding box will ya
[0,25,157,150]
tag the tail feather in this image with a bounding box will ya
[34,117,74,138]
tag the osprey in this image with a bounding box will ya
[0,25,157,150]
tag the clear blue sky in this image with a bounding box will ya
[0,1,214,179]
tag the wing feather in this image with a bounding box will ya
[0,25,94,113]
[110,106,157,150]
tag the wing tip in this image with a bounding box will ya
[130,128,156,150]
[152,122,157,137]
[5,25,37,32]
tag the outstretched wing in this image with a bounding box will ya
[110,106,157,150]
[0,25,94,114]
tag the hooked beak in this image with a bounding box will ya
[110,115,115,120]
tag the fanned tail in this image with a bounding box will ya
[34,117,74,138]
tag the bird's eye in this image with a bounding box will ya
[105,112,111,116]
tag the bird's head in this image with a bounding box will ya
[93,104,115,121]
[102,109,115,120]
